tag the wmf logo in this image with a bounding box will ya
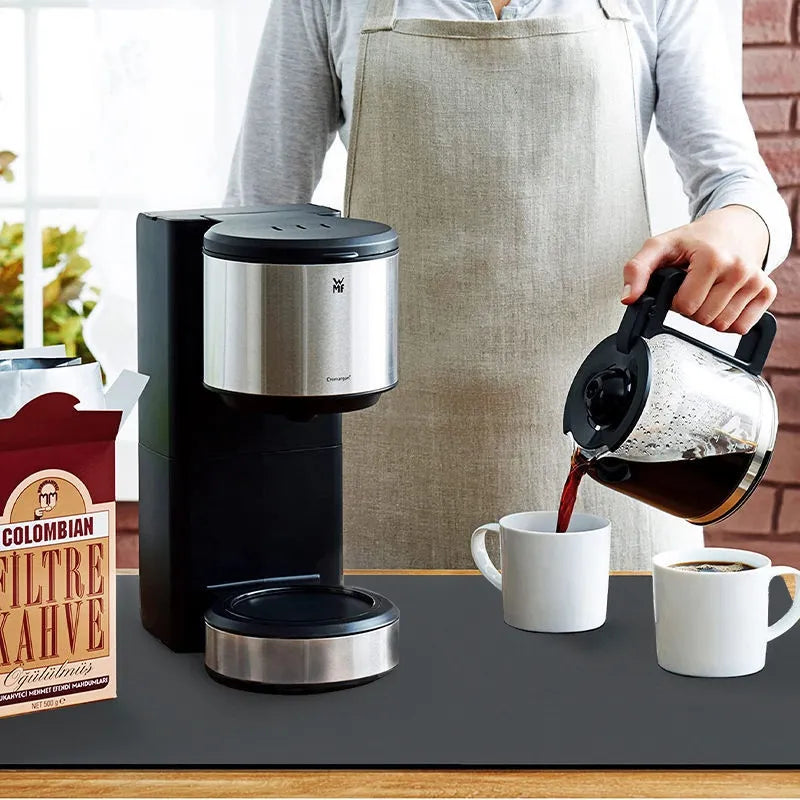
[332,277,345,294]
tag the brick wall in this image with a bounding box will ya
[706,0,800,565]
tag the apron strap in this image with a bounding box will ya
[598,0,630,20]
[362,0,627,29]
[361,0,397,32]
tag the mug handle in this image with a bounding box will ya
[767,566,800,642]
[471,523,502,590]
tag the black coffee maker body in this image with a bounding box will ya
[137,205,399,691]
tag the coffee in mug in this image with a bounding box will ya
[670,561,754,573]
[653,547,800,677]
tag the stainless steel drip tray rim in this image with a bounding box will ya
[204,585,400,693]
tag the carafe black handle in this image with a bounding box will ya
[615,266,776,376]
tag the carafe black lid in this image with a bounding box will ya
[563,334,652,453]
[203,211,398,264]
[564,267,777,453]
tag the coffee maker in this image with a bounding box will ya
[136,204,400,691]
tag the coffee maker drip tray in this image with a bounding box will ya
[204,585,399,692]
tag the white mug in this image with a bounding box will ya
[471,511,610,633]
[652,547,800,678]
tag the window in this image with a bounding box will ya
[0,0,348,500]
[1,1,99,346]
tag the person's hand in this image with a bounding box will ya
[622,205,776,334]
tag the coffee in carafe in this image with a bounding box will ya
[562,267,778,527]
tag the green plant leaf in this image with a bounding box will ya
[42,227,63,268]
[0,261,22,294]
[0,327,23,346]
[59,315,83,341]
[0,151,16,184]
[0,219,101,365]
[59,227,85,256]
[0,223,23,268]
[42,281,59,307]
[60,253,91,280]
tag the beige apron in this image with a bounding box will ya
[342,0,703,570]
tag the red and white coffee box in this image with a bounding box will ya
[0,352,145,718]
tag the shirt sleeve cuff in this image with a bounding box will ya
[702,183,792,274]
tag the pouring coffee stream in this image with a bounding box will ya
[557,266,778,533]
[556,450,590,533]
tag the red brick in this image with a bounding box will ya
[771,373,800,425]
[797,2,800,43]
[793,191,800,252]
[765,429,800,484]
[117,500,139,533]
[779,188,800,244]
[759,541,800,569]
[778,487,800,533]
[702,528,734,547]
[775,188,799,250]
[746,98,794,132]
[743,48,800,94]
[116,531,139,570]
[714,485,777,534]
[779,187,796,212]
[766,317,800,369]
[703,529,800,568]
[758,137,800,187]
[743,0,794,43]
[771,256,800,313]
[777,188,797,253]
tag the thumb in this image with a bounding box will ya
[622,235,681,305]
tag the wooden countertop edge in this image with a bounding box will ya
[2,768,799,798]
[116,568,795,596]
[114,569,650,576]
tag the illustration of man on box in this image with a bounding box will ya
[34,480,58,520]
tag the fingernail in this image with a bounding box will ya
[622,284,632,300]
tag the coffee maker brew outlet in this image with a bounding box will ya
[136,204,400,691]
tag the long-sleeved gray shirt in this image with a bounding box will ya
[225,0,791,272]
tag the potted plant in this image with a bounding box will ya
[0,149,100,362]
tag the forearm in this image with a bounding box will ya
[698,179,789,273]
[654,0,791,274]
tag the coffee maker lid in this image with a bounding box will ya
[562,333,652,453]
[203,211,398,264]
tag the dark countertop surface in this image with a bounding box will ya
[0,574,797,768]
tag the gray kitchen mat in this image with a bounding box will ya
[0,575,797,767]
